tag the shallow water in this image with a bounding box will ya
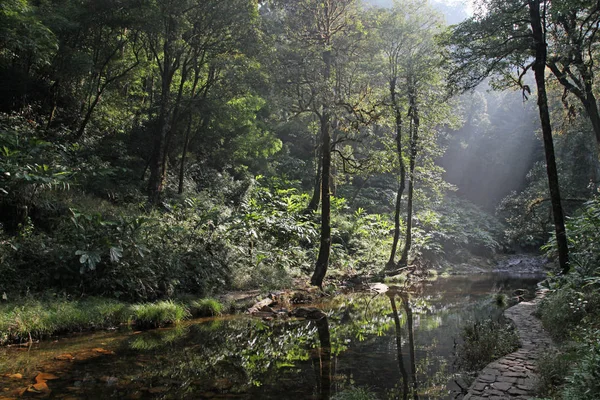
[0,273,543,399]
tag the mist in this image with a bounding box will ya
[439,84,543,211]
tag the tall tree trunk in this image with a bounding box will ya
[73,90,103,142]
[315,317,331,400]
[529,0,570,274]
[306,148,322,213]
[389,295,409,400]
[311,41,334,287]
[311,112,332,287]
[148,62,174,204]
[583,92,600,147]
[387,77,407,271]
[330,125,338,197]
[178,114,193,194]
[401,293,419,400]
[400,88,419,266]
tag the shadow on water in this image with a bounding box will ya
[0,273,543,399]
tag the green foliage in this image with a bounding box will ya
[455,317,519,372]
[536,198,600,399]
[538,288,597,341]
[562,331,600,400]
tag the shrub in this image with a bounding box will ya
[455,317,519,372]
[536,350,569,397]
[562,335,600,400]
[538,288,594,341]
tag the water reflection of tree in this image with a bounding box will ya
[388,290,420,400]
[312,316,332,399]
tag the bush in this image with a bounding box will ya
[455,317,519,372]
[562,334,600,400]
[536,350,569,397]
[538,288,592,341]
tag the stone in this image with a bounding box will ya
[491,381,512,391]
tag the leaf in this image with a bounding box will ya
[109,246,123,263]
[35,373,59,383]
[78,253,89,264]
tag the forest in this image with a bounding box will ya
[1,0,600,399]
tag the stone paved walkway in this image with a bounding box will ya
[463,291,554,400]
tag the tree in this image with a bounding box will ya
[376,1,447,270]
[546,0,600,147]
[447,0,570,274]
[141,0,258,204]
[268,0,371,287]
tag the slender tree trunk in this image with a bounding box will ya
[178,114,193,194]
[316,317,331,400]
[400,89,419,266]
[330,125,338,197]
[73,91,102,142]
[148,64,173,204]
[387,78,407,270]
[583,93,600,147]
[529,0,570,274]
[389,295,409,400]
[311,40,334,287]
[401,293,419,400]
[306,149,322,213]
[311,112,332,287]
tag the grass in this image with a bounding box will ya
[0,295,222,345]
[128,300,189,329]
[188,298,224,317]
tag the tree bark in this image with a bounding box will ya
[311,35,334,287]
[306,149,322,213]
[311,112,332,287]
[387,77,407,271]
[400,86,419,266]
[389,295,409,400]
[528,0,570,274]
[315,316,331,400]
[401,293,419,400]
[148,58,174,205]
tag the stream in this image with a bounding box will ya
[0,272,544,399]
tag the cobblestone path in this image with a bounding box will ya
[463,291,554,399]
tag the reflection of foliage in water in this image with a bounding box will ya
[0,275,542,399]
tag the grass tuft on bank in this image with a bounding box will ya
[0,296,222,345]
